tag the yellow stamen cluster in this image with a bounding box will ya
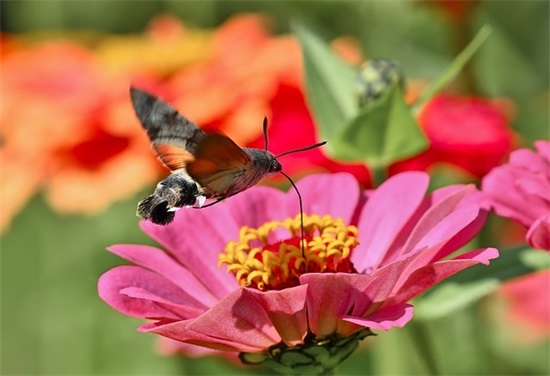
[219,214,359,291]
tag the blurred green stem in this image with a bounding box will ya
[411,25,492,115]
[370,162,388,187]
[408,321,440,375]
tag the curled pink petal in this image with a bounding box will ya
[400,205,483,272]
[120,286,204,319]
[390,247,499,304]
[143,289,281,352]
[535,140,550,163]
[482,140,550,251]
[108,244,218,307]
[527,214,550,251]
[399,185,475,256]
[98,266,200,320]
[343,303,414,330]
[140,320,258,352]
[245,286,308,345]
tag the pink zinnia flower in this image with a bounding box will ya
[98,172,497,372]
[482,140,550,251]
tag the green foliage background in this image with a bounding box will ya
[1,1,549,375]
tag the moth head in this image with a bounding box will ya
[269,154,282,173]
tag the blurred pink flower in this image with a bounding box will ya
[482,141,550,251]
[494,270,550,345]
[98,172,497,360]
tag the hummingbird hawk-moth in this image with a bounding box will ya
[130,87,325,225]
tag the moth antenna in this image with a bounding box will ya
[280,171,306,259]
[275,141,327,159]
[262,117,269,151]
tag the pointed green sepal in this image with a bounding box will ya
[333,82,428,165]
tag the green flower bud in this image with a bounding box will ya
[240,329,375,375]
[355,59,406,107]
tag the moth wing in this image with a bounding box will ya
[151,144,195,171]
[130,87,206,170]
[186,133,252,195]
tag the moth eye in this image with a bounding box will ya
[271,159,282,172]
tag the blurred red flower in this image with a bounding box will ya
[0,17,214,232]
[419,0,479,22]
[391,94,515,178]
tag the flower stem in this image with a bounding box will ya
[370,162,388,188]
[407,321,440,375]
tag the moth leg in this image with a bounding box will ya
[194,197,227,209]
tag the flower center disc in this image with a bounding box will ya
[219,214,359,291]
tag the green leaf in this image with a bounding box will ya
[414,246,550,320]
[412,25,492,114]
[296,24,427,171]
[294,23,358,154]
[331,83,428,165]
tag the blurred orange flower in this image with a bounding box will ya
[0,16,214,233]
[4,12,513,234]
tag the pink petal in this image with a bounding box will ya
[120,287,204,319]
[509,148,548,174]
[389,247,499,304]
[108,244,218,307]
[141,204,240,299]
[400,185,477,257]
[534,140,550,164]
[224,185,290,228]
[359,257,414,306]
[378,184,480,266]
[139,320,254,352]
[98,266,202,320]
[144,289,281,352]
[157,337,240,360]
[245,286,308,346]
[527,214,550,251]
[300,273,376,338]
[342,303,414,330]
[353,172,430,272]
[516,176,550,204]
[482,165,545,226]
[431,207,488,261]
[401,204,485,269]
[291,173,361,223]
